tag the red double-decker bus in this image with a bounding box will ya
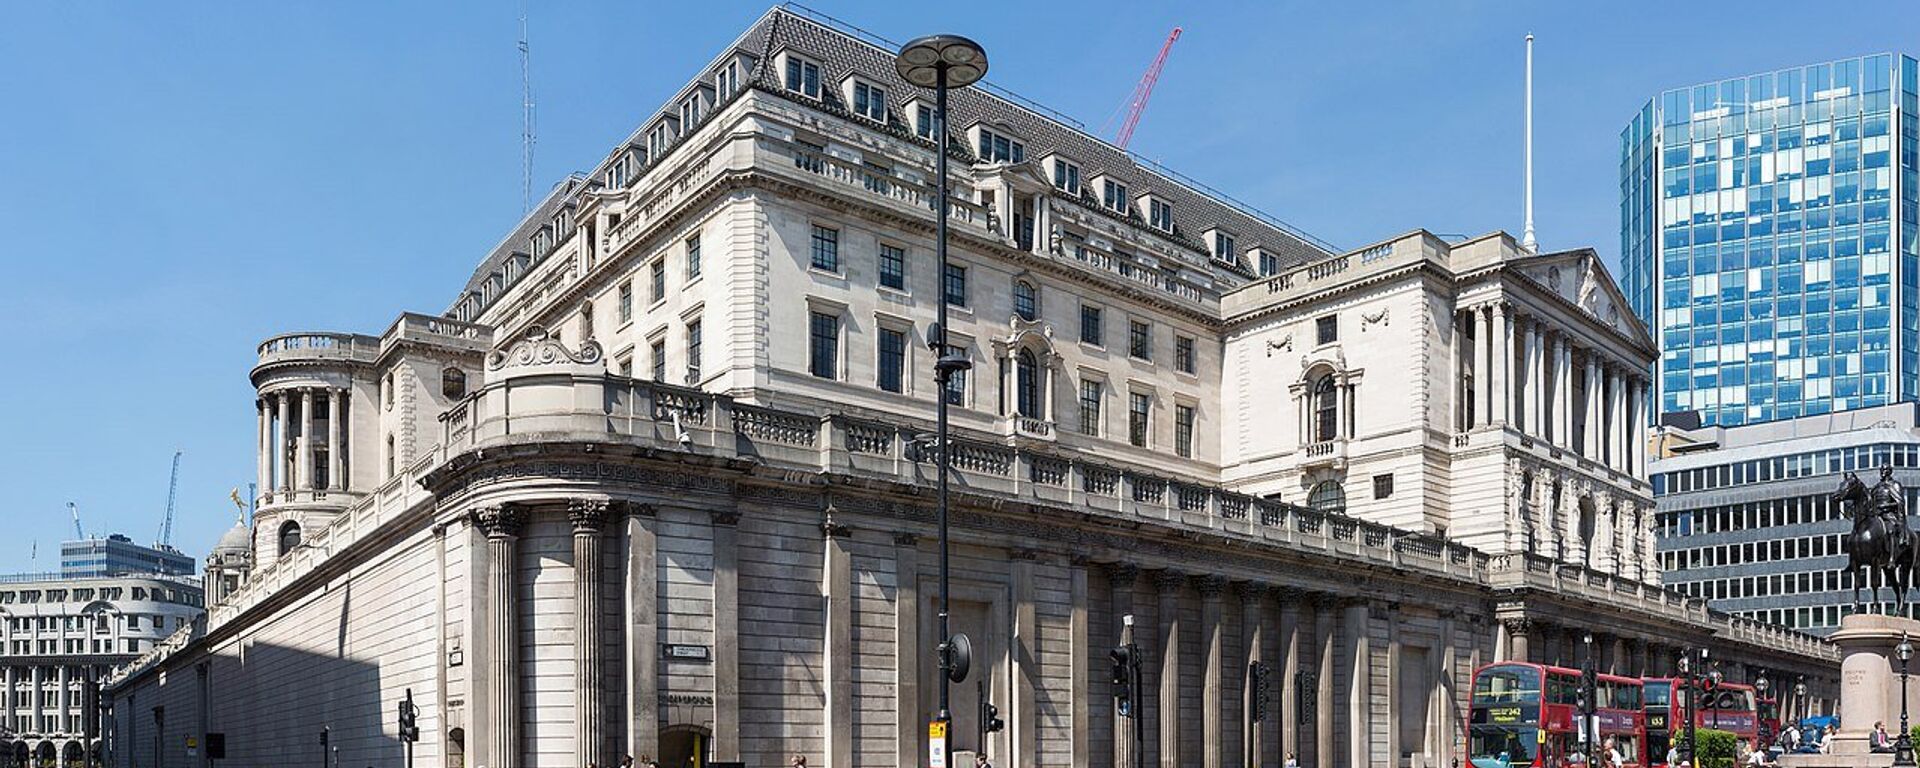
[1643,678,1758,767]
[1468,662,1647,767]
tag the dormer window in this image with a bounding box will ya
[679,92,705,128]
[1049,157,1082,196]
[1101,178,1129,213]
[911,101,935,139]
[647,119,679,160]
[532,227,553,258]
[851,80,888,121]
[609,150,639,190]
[1147,198,1174,232]
[976,127,1025,163]
[1255,248,1280,276]
[783,53,822,99]
[715,60,741,100]
[1210,230,1236,262]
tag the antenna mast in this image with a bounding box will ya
[519,0,537,213]
[1521,33,1537,253]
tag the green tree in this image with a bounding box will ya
[1695,728,1740,768]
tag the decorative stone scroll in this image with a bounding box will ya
[485,325,604,372]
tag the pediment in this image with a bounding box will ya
[1508,249,1651,348]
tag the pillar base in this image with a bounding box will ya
[1829,613,1920,754]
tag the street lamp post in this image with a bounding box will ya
[896,33,988,768]
[1755,673,1771,748]
[1581,632,1597,767]
[1678,649,1699,765]
[1898,633,1916,767]
[1794,677,1808,725]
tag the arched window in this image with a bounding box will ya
[442,367,468,400]
[1016,349,1042,418]
[1013,280,1038,321]
[277,521,302,557]
[1578,498,1597,564]
[1307,480,1346,514]
[1313,375,1339,442]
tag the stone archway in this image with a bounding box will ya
[658,725,711,768]
[59,743,80,768]
[33,742,54,768]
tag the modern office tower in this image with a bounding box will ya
[1652,402,1920,635]
[1622,54,1918,427]
[58,535,195,579]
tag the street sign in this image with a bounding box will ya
[185,736,198,758]
[929,719,949,768]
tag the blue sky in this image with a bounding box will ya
[2,0,1915,571]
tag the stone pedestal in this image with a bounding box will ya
[1829,613,1920,756]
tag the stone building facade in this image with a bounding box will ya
[0,574,202,768]
[103,7,1840,768]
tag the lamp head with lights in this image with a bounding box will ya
[1756,674,1769,694]
[1899,637,1914,662]
[895,34,988,90]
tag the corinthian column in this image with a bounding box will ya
[475,503,527,768]
[276,392,291,492]
[1155,570,1184,768]
[299,388,315,490]
[570,499,610,768]
[1493,303,1510,424]
[327,389,344,490]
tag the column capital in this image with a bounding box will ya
[1104,562,1140,586]
[1235,581,1271,602]
[568,498,612,533]
[1501,617,1535,637]
[1195,574,1228,597]
[473,503,527,539]
[891,531,918,547]
[712,510,742,527]
[1152,569,1187,590]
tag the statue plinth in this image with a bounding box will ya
[1829,613,1920,755]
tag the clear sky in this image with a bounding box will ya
[2,0,1915,571]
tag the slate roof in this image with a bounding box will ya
[450,4,1335,316]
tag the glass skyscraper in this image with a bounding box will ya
[1622,54,1920,427]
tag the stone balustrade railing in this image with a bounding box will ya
[255,331,381,367]
[120,372,1831,686]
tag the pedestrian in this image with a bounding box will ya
[621,756,634,768]
[1874,721,1896,753]
[1604,735,1624,767]
[1284,752,1299,768]
[975,753,992,768]
[1666,744,1679,766]
[792,755,808,768]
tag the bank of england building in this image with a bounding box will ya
[104,7,1840,768]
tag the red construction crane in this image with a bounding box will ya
[1112,27,1182,150]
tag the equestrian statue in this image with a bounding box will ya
[1834,465,1919,614]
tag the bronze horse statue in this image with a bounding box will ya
[1835,470,1918,614]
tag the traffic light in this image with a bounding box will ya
[984,702,1005,734]
[1111,645,1136,718]
[1249,662,1271,723]
[398,692,419,743]
[1576,664,1597,717]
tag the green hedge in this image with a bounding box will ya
[1695,728,1739,768]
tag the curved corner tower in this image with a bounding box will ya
[250,331,380,566]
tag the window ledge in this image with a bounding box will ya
[808,267,849,284]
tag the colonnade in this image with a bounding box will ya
[1,663,100,742]
[1106,564,1465,768]
[1460,302,1649,477]
[256,387,349,501]
[468,499,742,768]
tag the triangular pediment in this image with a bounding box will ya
[1509,249,1652,349]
